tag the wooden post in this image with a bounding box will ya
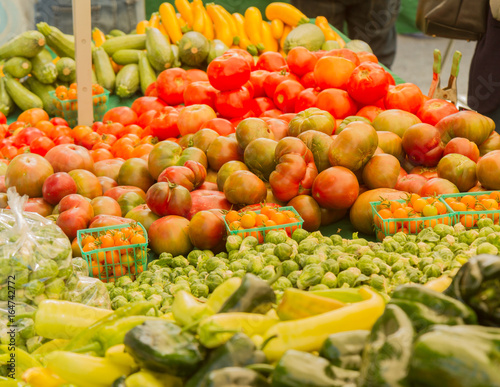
[72,0,93,126]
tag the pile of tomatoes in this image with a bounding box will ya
[80,223,147,281]
[443,192,500,228]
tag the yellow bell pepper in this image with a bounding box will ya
[271,18,284,40]
[232,13,255,51]
[46,351,132,387]
[206,4,233,50]
[244,7,264,47]
[92,27,106,47]
[265,2,309,27]
[261,287,385,362]
[315,16,346,48]
[22,367,66,387]
[424,275,453,292]
[260,21,278,52]
[175,0,193,27]
[159,2,183,44]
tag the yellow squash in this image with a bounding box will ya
[232,13,254,51]
[260,21,278,52]
[135,20,149,35]
[271,18,284,40]
[214,4,238,37]
[175,0,193,27]
[159,2,183,44]
[206,4,233,47]
[191,0,205,33]
[279,24,292,51]
[92,27,106,47]
[315,16,346,48]
[149,12,161,29]
[202,8,215,40]
[245,7,264,47]
[265,2,309,27]
[22,367,67,387]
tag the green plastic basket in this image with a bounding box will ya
[77,222,148,282]
[49,89,110,128]
[370,198,455,241]
[224,206,304,241]
[440,191,500,229]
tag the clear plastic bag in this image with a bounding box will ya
[71,257,111,309]
[0,188,74,306]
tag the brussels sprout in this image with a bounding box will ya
[403,242,419,256]
[264,255,281,267]
[292,228,310,243]
[422,263,441,278]
[247,256,264,275]
[470,236,488,248]
[477,217,494,229]
[337,255,357,271]
[232,270,246,278]
[108,286,125,299]
[204,257,223,272]
[71,257,89,277]
[336,268,359,288]
[24,280,45,301]
[309,284,329,291]
[349,235,369,246]
[321,259,340,276]
[115,276,133,288]
[330,234,343,246]
[369,274,388,293]
[175,275,190,284]
[321,272,337,288]
[168,282,191,295]
[371,258,391,277]
[26,336,43,353]
[448,259,463,270]
[433,224,454,238]
[417,228,440,243]
[191,282,209,298]
[376,250,390,263]
[407,267,422,283]
[206,273,224,293]
[478,226,494,238]
[111,295,128,309]
[304,255,324,267]
[282,260,300,277]
[272,277,293,292]
[391,270,410,286]
[228,261,244,272]
[434,248,454,262]
[29,260,59,282]
[297,264,325,290]
[298,239,318,255]
[273,243,293,262]
[287,270,302,286]
[17,318,35,340]
[391,259,407,274]
[457,229,479,245]
[172,256,189,268]
[258,265,276,281]
[318,236,334,246]
[217,252,229,259]
[240,236,259,251]
[382,238,402,253]
[486,232,500,248]
[477,242,499,255]
[186,250,203,266]
[170,267,186,281]
[44,278,66,299]
[493,225,500,232]
[357,261,380,276]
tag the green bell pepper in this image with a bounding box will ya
[206,367,270,387]
[185,333,267,387]
[409,324,500,387]
[271,349,359,387]
[444,254,500,327]
[319,330,370,370]
[219,274,276,314]
[357,304,415,387]
[389,284,477,332]
[124,320,205,378]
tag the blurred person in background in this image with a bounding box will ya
[468,0,500,130]
[290,0,401,68]
[0,0,36,45]
[34,0,145,35]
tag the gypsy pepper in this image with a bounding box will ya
[206,367,270,387]
[185,333,267,387]
[0,345,41,381]
[261,287,385,362]
[218,274,276,315]
[271,349,359,387]
[171,290,214,328]
[409,324,500,387]
[444,254,500,326]
[357,304,415,387]
[205,277,242,313]
[389,284,477,332]
[124,319,205,378]
[319,330,370,370]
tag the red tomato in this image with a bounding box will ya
[384,83,424,114]
[0,112,6,125]
[207,52,251,91]
[316,88,358,119]
[225,48,255,70]
[255,51,287,72]
[137,110,157,129]
[417,98,459,126]
[278,113,296,123]
[410,166,439,179]
[287,46,318,77]
[80,132,102,150]
[13,127,44,147]
[50,117,69,127]
[53,135,74,145]
[202,118,235,136]
[249,70,270,98]
[311,166,359,209]
[9,121,29,134]
[250,97,276,117]
[186,69,209,82]
[30,136,55,156]
[346,62,389,105]
[300,72,317,89]
[273,80,304,113]
[402,123,444,167]
[261,117,289,141]
[119,124,143,138]
[294,88,319,113]
[150,106,180,140]
[156,68,191,105]
[386,72,396,86]
[131,96,166,116]
[259,109,283,119]
[443,137,480,162]
[0,145,17,160]
[243,80,254,99]
[313,50,328,60]
[395,173,428,193]
[357,51,378,64]
[177,104,217,136]
[145,82,158,97]
[183,81,217,108]
[314,56,356,90]
[263,70,300,99]
[325,49,360,65]
[97,122,124,137]
[215,87,252,118]
[103,106,138,126]
[356,106,384,121]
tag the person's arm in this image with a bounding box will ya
[491,0,500,21]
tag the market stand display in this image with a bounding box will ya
[0,1,500,386]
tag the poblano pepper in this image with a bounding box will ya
[319,330,370,370]
[185,333,267,387]
[271,349,359,387]
[444,254,500,327]
[206,367,270,387]
[218,274,276,315]
[124,320,205,378]
[357,304,415,387]
[409,324,500,387]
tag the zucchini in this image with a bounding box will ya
[101,34,146,56]
[109,29,127,37]
[115,64,140,98]
[138,52,156,94]
[25,77,57,116]
[145,27,173,72]
[0,30,45,60]
[112,50,142,65]
[37,22,75,59]
[55,57,76,83]
[0,77,15,116]
[3,57,32,78]
[171,45,181,68]
[31,49,58,84]
[92,69,98,84]
[4,74,43,111]
[93,47,116,92]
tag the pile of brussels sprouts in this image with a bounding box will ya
[105,216,500,312]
